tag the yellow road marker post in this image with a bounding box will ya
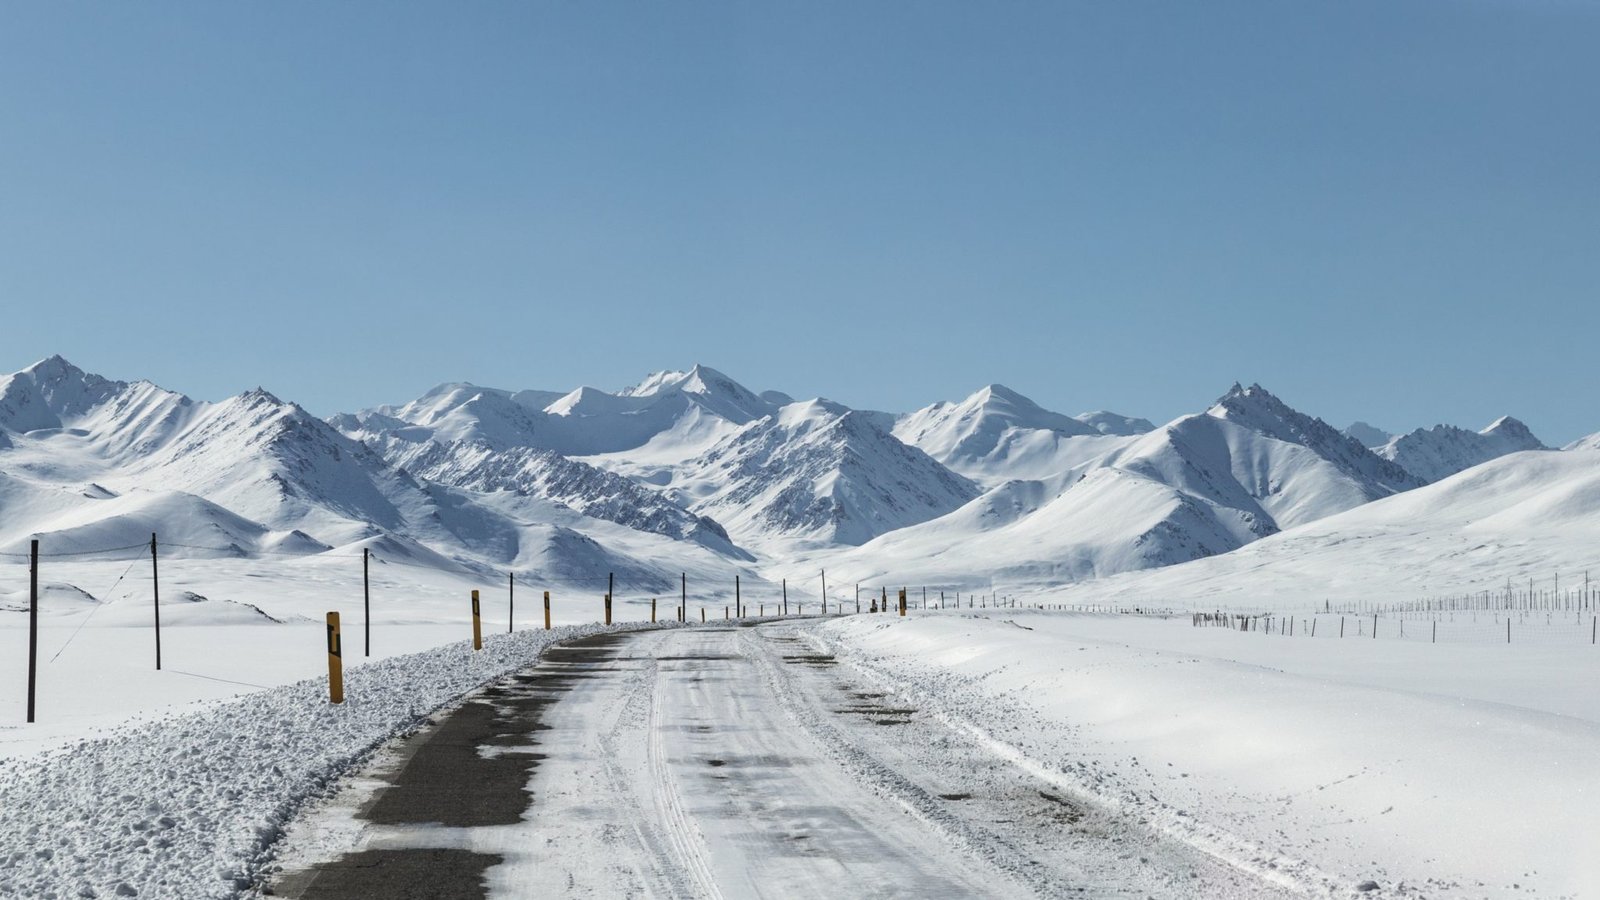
[471,590,483,651]
[326,612,344,704]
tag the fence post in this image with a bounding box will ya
[472,590,483,650]
[783,578,788,615]
[1373,613,1378,640]
[151,533,162,670]
[652,597,657,623]
[1432,620,1436,644]
[1340,616,1345,638]
[508,572,514,634]
[736,575,742,617]
[362,547,370,656]
[544,590,552,630]
[899,588,907,617]
[1507,618,1511,644]
[605,593,612,626]
[27,539,38,724]
[326,612,344,704]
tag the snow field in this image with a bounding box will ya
[819,609,1600,897]
[0,550,767,756]
[0,621,680,900]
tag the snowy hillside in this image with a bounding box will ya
[815,383,1433,589]
[0,358,752,593]
[1041,445,1600,608]
[1374,416,1547,483]
[674,399,979,547]
[1073,410,1155,436]
[893,385,1136,483]
[369,436,745,557]
[346,364,778,462]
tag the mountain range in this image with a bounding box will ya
[0,355,1578,596]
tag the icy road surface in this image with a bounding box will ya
[268,623,1290,899]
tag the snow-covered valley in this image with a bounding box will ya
[3,354,1598,898]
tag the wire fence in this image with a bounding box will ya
[1193,611,1599,645]
[1323,575,1600,617]
[5,534,996,723]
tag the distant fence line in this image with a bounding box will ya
[1193,611,1598,645]
[1325,576,1599,617]
[4,534,1026,723]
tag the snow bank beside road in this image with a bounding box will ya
[820,610,1600,898]
[0,623,667,900]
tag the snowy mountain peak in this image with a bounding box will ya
[1482,416,1538,442]
[1343,421,1393,448]
[1375,416,1547,483]
[23,353,83,379]
[617,364,772,422]
[0,355,128,433]
[971,383,1032,406]
[1204,382,1421,495]
[894,384,1111,482]
[623,363,730,398]
[238,387,288,408]
[1211,381,1276,413]
[1074,410,1155,436]
[679,399,978,546]
[1210,382,1331,436]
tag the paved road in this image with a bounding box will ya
[270,624,1291,899]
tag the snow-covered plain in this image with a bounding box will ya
[819,609,1600,897]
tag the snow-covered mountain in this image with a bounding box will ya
[1343,421,1393,449]
[1044,445,1600,608]
[1373,417,1547,483]
[2,355,1578,600]
[894,385,1141,484]
[822,383,1428,588]
[0,358,752,593]
[345,365,780,466]
[673,400,979,547]
[369,436,746,558]
[1074,410,1156,436]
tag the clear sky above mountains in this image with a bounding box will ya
[3,2,1597,441]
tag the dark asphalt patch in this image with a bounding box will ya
[275,849,502,900]
[780,654,837,667]
[270,631,632,899]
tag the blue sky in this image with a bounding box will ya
[2,2,1597,441]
